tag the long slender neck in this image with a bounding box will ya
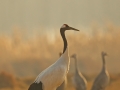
[60,29,68,53]
[102,55,106,69]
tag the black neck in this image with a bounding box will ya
[60,29,67,53]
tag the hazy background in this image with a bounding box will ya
[0,0,120,32]
[0,0,120,90]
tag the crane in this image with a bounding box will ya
[71,54,87,90]
[91,51,110,90]
[28,24,79,90]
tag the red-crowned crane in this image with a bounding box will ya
[28,24,79,90]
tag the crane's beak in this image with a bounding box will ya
[69,27,79,31]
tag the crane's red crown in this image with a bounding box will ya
[61,24,69,28]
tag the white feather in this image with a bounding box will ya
[34,48,70,90]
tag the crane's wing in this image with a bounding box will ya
[28,81,43,90]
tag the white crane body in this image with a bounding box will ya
[34,49,69,90]
[56,52,67,90]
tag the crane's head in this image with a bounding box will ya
[60,24,79,31]
[101,51,107,56]
[70,54,77,58]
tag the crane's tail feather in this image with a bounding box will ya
[28,81,43,90]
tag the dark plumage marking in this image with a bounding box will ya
[28,81,43,90]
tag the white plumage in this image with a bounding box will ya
[91,51,110,90]
[71,54,87,90]
[28,24,79,90]
[56,52,67,90]
[35,48,69,90]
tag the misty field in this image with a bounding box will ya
[0,23,120,90]
[0,71,120,90]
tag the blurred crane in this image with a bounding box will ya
[91,51,110,90]
[71,54,87,90]
[28,24,79,90]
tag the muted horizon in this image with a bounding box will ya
[0,0,120,35]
